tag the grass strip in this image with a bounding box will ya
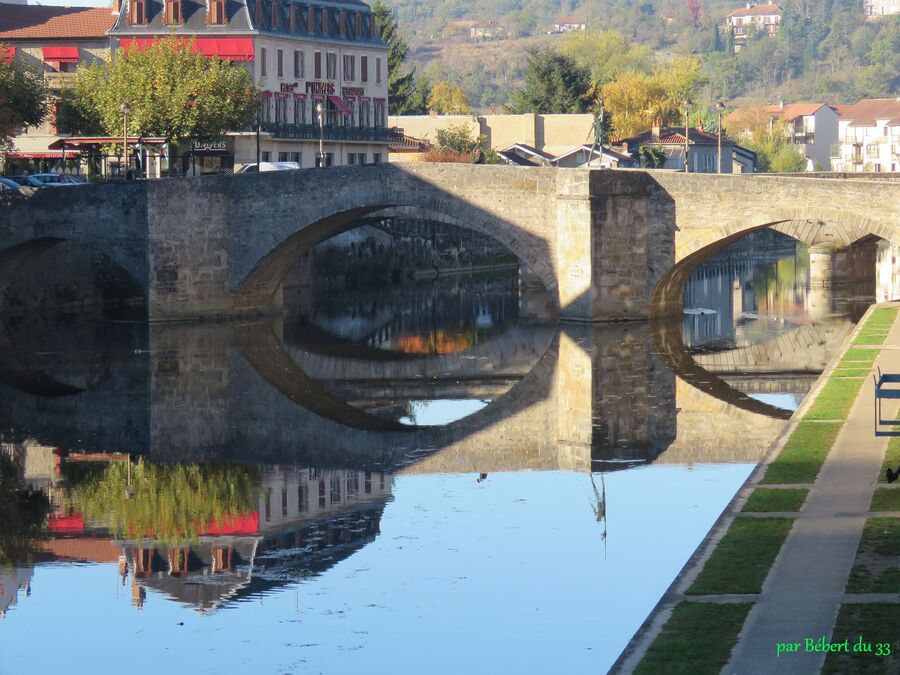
[840,348,879,364]
[760,422,841,484]
[846,518,900,593]
[823,604,900,674]
[742,487,808,513]
[804,378,866,420]
[853,308,898,346]
[880,435,900,483]
[687,517,794,595]
[870,488,900,512]
[634,602,752,675]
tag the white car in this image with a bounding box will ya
[237,161,301,173]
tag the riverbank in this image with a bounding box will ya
[613,303,900,674]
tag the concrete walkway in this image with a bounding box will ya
[724,308,900,674]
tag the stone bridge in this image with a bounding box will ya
[2,166,898,322]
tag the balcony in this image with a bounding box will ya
[793,132,815,144]
[829,144,841,158]
[259,123,405,144]
[44,71,75,90]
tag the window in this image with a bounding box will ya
[321,7,329,34]
[359,101,369,127]
[275,97,286,123]
[330,475,341,504]
[347,153,356,165]
[129,0,146,25]
[361,55,368,83]
[339,10,346,36]
[294,98,306,124]
[207,0,225,24]
[294,50,304,78]
[261,150,271,161]
[290,152,301,163]
[314,51,321,79]
[318,479,326,507]
[343,54,355,81]
[277,49,283,77]
[298,484,308,513]
[365,471,371,494]
[357,152,366,165]
[281,488,288,516]
[278,151,288,161]
[375,57,382,84]
[374,100,385,127]
[260,47,267,77]
[264,488,272,521]
[164,0,182,24]
[356,12,363,37]
[315,152,333,167]
[373,152,381,164]
[307,5,315,32]
[326,52,337,79]
[379,472,384,490]
[260,97,271,122]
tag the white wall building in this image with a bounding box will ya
[832,99,900,173]
[726,3,782,50]
[864,0,900,18]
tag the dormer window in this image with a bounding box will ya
[321,7,329,34]
[289,4,297,31]
[270,0,278,29]
[307,5,314,32]
[339,10,346,36]
[129,0,146,25]
[355,12,362,37]
[370,12,377,39]
[208,0,226,23]
[164,0,182,24]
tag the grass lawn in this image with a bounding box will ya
[760,422,841,484]
[870,488,900,512]
[687,517,794,595]
[804,378,866,420]
[840,348,879,365]
[846,518,900,593]
[853,307,897,346]
[742,488,809,513]
[880,436,900,483]
[823,604,900,674]
[635,602,752,675]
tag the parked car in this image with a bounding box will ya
[7,175,45,188]
[237,162,301,173]
[0,177,25,191]
[29,173,85,186]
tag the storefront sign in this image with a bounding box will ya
[305,81,335,95]
[341,86,364,97]
[280,82,298,93]
[191,139,232,154]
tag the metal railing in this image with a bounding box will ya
[792,132,815,144]
[259,122,404,143]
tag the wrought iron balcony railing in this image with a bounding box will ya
[258,123,404,144]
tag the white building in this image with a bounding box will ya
[551,15,585,33]
[726,3,782,50]
[832,98,900,173]
[864,0,900,18]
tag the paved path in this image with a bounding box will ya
[725,307,900,674]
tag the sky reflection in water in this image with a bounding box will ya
[1,465,752,675]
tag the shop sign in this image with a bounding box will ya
[305,81,335,95]
[281,82,298,93]
[342,86,364,97]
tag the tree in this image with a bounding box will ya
[428,81,471,114]
[71,37,256,148]
[710,24,723,53]
[560,30,654,89]
[372,0,420,114]
[724,27,735,56]
[0,44,49,153]
[508,48,592,114]
[601,71,671,137]
[424,123,500,163]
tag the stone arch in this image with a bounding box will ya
[651,209,897,316]
[228,168,558,315]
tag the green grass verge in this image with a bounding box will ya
[846,518,900,593]
[804,378,866,420]
[853,307,898,346]
[742,488,809,513]
[823,604,900,674]
[635,602,752,675]
[687,517,794,595]
[761,422,841,484]
[840,348,879,364]
[870,488,900,512]
[880,436,900,483]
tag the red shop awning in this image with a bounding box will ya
[119,37,254,61]
[328,94,351,115]
[358,96,370,103]
[43,46,79,63]
[1,46,15,63]
[373,97,386,103]
[292,93,307,100]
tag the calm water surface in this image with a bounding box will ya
[0,232,875,674]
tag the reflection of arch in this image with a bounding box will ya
[0,329,83,396]
[652,211,896,316]
[651,318,792,420]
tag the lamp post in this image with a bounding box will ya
[256,95,262,168]
[716,101,726,174]
[120,102,130,177]
[683,100,690,173]
[316,101,325,168]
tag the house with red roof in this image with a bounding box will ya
[725,101,839,170]
[551,14,585,34]
[613,124,756,173]
[726,2,782,50]
[832,98,900,173]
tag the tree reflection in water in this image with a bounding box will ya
[0,455,51,565]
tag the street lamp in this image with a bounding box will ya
[683,99,690,173]
[716,101,726,174]
[120,102,130,177]
[316,102,325,168]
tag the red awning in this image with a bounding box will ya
[373,97,386,103]
[1,46,14,63]
[292,93,307,100]
[274,92,289,99]
[48,514,85,534]
[328,94,351,115]
[43,46,79,63]
[358,97,371,103]
[260,91,273,98]
[119,37,254,61]
[6,152,71,159]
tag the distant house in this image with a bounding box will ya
[614,125,755,173]
[470,20,507,40]
[551,15,585,33]
[864,0,900,18]
[831,98,900,173]
[551,144,637,169]
[725,3,782,50]
[497,143,554,167]
[726,102,839,170]
[388,134,432,163]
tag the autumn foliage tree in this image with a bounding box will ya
[428,81,471,114]
[0,43,49,154]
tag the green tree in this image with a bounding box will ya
[710,24,723,53]
[428,80,471,113]
[72,37,256,148]
[0,43,49,153]
[508,48,592,114]
[560,30,654,88]
[724,27,735,56]
[373,0,421,114]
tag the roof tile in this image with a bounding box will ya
[0,6,115,40]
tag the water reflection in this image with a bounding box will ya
[0,237,876,672]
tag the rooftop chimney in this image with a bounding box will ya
[651,121,661,140]
[111,0,121,14]
[779,98,785,110]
